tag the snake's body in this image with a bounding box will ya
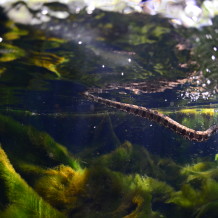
[83,91,218,142]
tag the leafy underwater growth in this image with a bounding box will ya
[34,164,172,218]
[92,140,181,182]
[1,114,218,217]
[0,114,81,171]
[0,114,164,217]
[0,147,65,218]
[168,161,218,217]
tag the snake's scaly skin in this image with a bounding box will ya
[83,91,218,142]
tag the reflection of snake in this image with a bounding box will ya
[83,91,218,142]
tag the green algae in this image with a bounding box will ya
[0,114,172,217]
[27,51,67,78]
[92,141,183,186]
[127,23,170,45]
[0,43,26,62]
[0,114,80,171]
[1,113,218,217]
[0,147,65,218]
[34,165,171,218]
[92,141,160,175]
[34,165,86,214]
[157,106,218,134]
[166,160,218,218]
[1,7,191,89]
[3,20,28,41]
[0,3,218,218]
[30,141,175,217]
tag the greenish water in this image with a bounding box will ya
[0,2,218,218]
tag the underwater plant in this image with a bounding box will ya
[2,112,218,217]
[34,162,175,217]
[167,160,218,218]
[0,147,65,218]
[0,114,81,171]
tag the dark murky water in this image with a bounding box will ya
[0,2,218,218]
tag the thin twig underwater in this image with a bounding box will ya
[83,91,218,142]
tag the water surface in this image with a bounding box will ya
[0,2,218,218]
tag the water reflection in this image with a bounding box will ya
[2,0,218,28]
[0,0,217,154]
[0,2,218,218]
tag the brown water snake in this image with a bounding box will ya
[83,91,218,142]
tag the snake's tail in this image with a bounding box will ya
[83,91,218,142]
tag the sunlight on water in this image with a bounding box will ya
[1,0,218,27]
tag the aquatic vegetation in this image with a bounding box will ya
[3,20,28,41]
[0,114,81,170]
[34,165,87,213]
[181,162,217,175]
[2,112,218,217]
[159,107,218,117]
[93,141,184,187]
[167,160,218,217]
[28,51,67,78]
[169,177,218,211]
[30,141,176,217]
[160,107,218,133]
[93,141,160,175]
[0,1,218,217]
[0,43,25,62]
[127,23,170,45]
[0,147,65,218]
[34,164,173,217]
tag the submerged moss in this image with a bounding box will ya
[2,113,218,217]
[0,43,26,62]
[0,147,65,218]
[0,114,174,217]
[3,20,28,41]
[28,51,67,78]
[35,165,87,214]
[167,160,218,218]
[0,114,81,171]
[93,141,160,175]
[93,141,182,187]
[34,164,171,217]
